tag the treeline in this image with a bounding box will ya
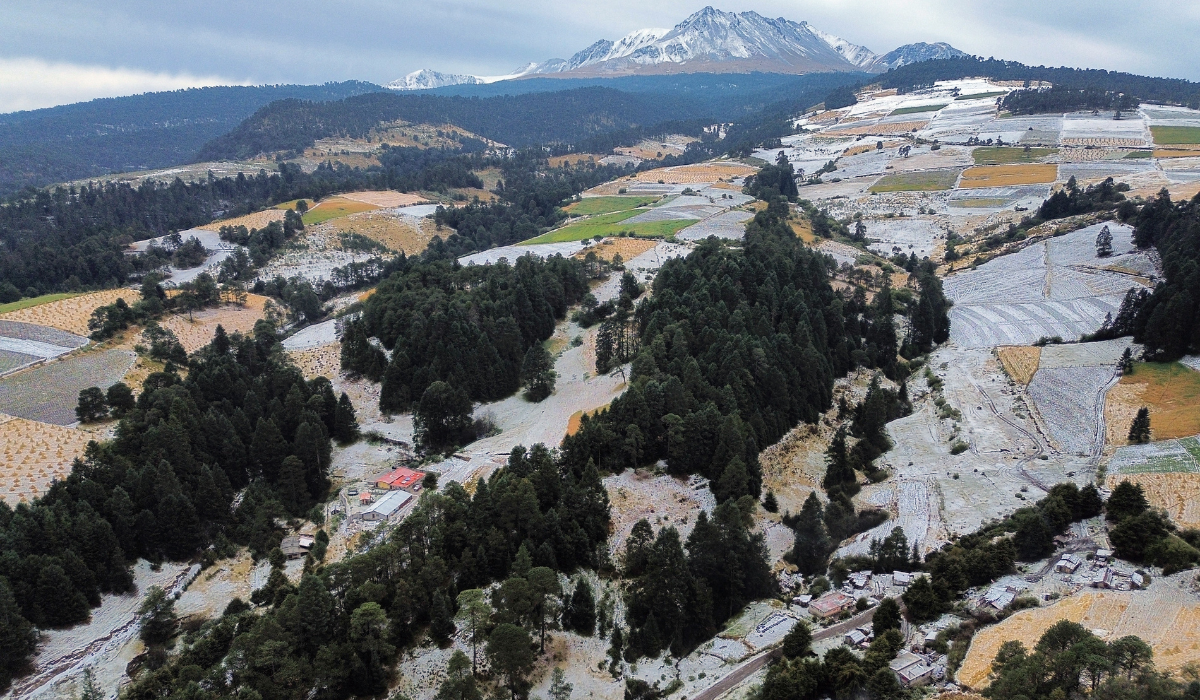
[876,56,1200,109]
[560,199,904,504]
[1106,480,1200,574]
[0,81,383,197]
[344,251,588,413]
[1037,176,1130,220]
[118,443,611,699]
[0,321,355,687]
[1003,85,1140,114]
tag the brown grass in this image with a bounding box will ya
[1108,363,1200,442]
[548,154,603,167]
[288,344,341,381]
[791,219,816,243]
[1106,472,1200,530]
[0,413,93,505]
[959,591,1200,688]
[1060,138,1145,148]
[338,191,429,208]
[160,294,268,353]
[997,346,1041,385]
[566,403,610,437]
[959,164,1058,188]
[575,237,657,263]
[824,120,928,137]
[335,211,437,255]
[197,209,285,232]
[0,288,140,336]
[1154,148,1200,158]
[630,162,757,184]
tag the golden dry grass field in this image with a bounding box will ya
[1061,137,1145,148]
[630,161,757,184]
[959,591,1200,688]
[288,344,341,381]
[160,294,268,353]
[0,288,140,336]
[548,154,603,167]
[1105,472,1200,530]
[197,209,286,232]
[333,211,438,255]
[824,120,929,137]
[302,197,380,225]
[338,190,429,208]
[958,164,1059,188]
[1106,363,1200,443]
[997,346,1041,385]
[574,237,658,263]
[0,413,94,505]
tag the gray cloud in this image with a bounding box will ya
[0,0,1195,112]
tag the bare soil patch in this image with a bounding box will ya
[334,210,437,254]
[574,237,658,262]
[197,209,285,232]
[289,343,341,381]
[630,162,756,184]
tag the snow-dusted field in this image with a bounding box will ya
[676,210,753,241]
[1029,365,1114,456]
[458,241,585,266]
[864,218,943,258]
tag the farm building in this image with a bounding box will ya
[810,591,855,619]
[376,466,425,492]
[361,490,413,524]
[889,652,934,687]
[893,571,914,586]
[1056,555,1083,573]
[982,586,1016,610]
[793,594,813,607]
[845,629,869,647]
[280,534,314,559]
[849,571,871,589]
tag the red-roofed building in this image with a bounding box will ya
[376,466,424,492]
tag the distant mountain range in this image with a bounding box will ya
[387,7,966,90]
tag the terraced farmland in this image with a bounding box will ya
[0,349,135,425]
[869,169,960,192]
[0,288,140,336]
[0,414,93,505]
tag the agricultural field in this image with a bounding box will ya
[869,169,961,192]
[339,190,429,208]
[0,288,140,336]
[523,210,693,244]
[459,241,586,265]
[1028,365,1114,456]
[825,120,929,137]
[863,217,943,258]
[197,208,285,232]
[1104,362,1200,443]
[565,195,657,216]
[572,237,658,262]
[676,210,753,241]
[330,210,437,255]
[0,321,88,375]
[1107,435,1200,475]
[0,413,94,504]
[971,146,1058,164]
[958,164,1058,188]
[302,196,379,225]
[288,343,341,381]
[1106,471,1200,529]
[0,292,81,315]
[0,349,135,425]
[628,161,756,184]
[890,104,946,116]
[959,588,1200,688]
[944,223,1149,348]
[997,346,1040,385]
[1150,125,1200,145]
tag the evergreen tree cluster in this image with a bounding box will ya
[561,202,901,502]
[343,251,587,415]
[1003,85,1140,114]
[742,152,799,202]
[620,500,775,660]
[1106,480,1200,574]
[0,321,353,687]
[757,628,908,700]
[1036,176,1129,220]
[117,442,610,700]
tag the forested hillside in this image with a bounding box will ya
[0,82,382,196]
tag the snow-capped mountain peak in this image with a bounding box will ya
[386,69,481,91]
[804,23,877,68]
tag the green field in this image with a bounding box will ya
[889,104,947,116]
[522,210,693,244]
[972,146,1058,165]
[950,198,1009,208]
[869,169,960,193]
[0,293,80,314]
[1150,126,1200,145]
[1124,151,1154,159]
[565,196,657,216]
[956,91,1007,101]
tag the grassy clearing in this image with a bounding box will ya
[1123,150,1153,159]
[791,220,816,243]
[972,146,1058,165]
[869,169,960,193]
[1119,362,1200,439]
[1150,125,1200,145]
[302,197,378,225]
[889,104,947,116]
[0,293,80,315]
[956,91,1007,101]
[950,198,1009,208]
[0,288,141,336]
[565,196,657,216]
[958,164,1058,188]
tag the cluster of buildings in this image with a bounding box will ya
[331,466,427,533]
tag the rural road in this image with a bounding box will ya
[690,605,881,700]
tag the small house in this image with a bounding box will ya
[793,594,813,607]
[1055,555,1082,574]
[845,629,868,646]
[375,466,425,492]
[1094,568,1115,589]
[1132,572,1146,588]
[1095,548,1113,563]
[924,630,940,647]
[982,586,1015,610]
[893,571,914,586]
[280,534,312,560]
[810,591,855,619]
[849,571,871,589]
[890,652,934,688]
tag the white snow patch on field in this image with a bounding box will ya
[865,218,943,258]
[282,318,339,350]
[1028,365,1114,456]
[459,241,584,265]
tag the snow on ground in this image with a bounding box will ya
[944,223,1151,348]
[458,241,586,266]
[604,470,716,560]
[281,318,339,350]
[864,217,944,258]
[1028,366,1115,456]
[8,561,195,700]
[676,210,753,241]
[127,229,236,285]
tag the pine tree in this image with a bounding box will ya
[0,578,36,692]
[521,344,556,402]
[277,455,310,515]
[791,492,831,575]
[567,579,596,636]
[1128,407,1151,444]
[781,620,812,658]
[822,425,855,493]
[430,590,456,645]
[75,386,108,423]
[334,392,359,444]
[763,490,779,513]
[1096,225,1114,257]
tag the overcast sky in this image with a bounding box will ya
[2,0,1197,113]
